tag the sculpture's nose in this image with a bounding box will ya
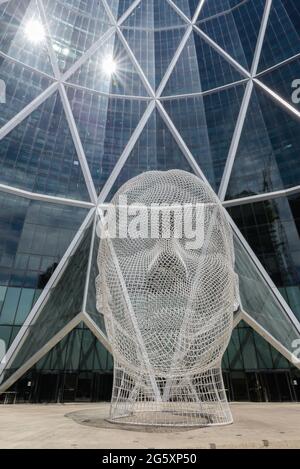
[148,239,188,281]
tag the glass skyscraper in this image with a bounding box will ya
[0,0,300,403]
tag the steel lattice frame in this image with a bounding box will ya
[97,170,238,426]
[1,0,300,394]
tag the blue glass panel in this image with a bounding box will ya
[43,0,111,73]
[64,328,82,370]
[199,0,248,20]
[259,0,300,72]
[227,328,244,370]
[229,195,300,320]
[0,192,87,327]
[0,288,21,325]
[121,28,155,89]
[171,0,199,19]
[227,85,300,200]
[0,0,53,76]
[7,223,93,372]
[198,0,265,70]
[110,0,137,19]
[79,329,96,370]
[238,327,258,369]
[234,235,299,351]
[0,91,90,200]
[0,57,53,129]
[49,334,69,370]
[162,31,244,96]
[67,33,148,97]
[67,86,149,195]
[163,83,246,191]
[107,108,193,200]
[122,26,188,90]
[259,57,300,112]
[122,0,185,29]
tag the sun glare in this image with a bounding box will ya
[24,19,45,44]
[102,55,117,76]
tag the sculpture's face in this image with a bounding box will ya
[97,171,239,376]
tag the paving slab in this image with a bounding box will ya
[0,403,299,449]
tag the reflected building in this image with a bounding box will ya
[0,0,300,403]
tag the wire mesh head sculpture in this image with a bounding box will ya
[96,170,240,427]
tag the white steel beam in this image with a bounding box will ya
[160,78,249,101]
[192,0,206,24]
[156,26,193,98]
[166,0,192,25]
[193,25,251,79]
[218,80,253,201]
[83,312,112,354]
[58,83,98,204]
[256,52,300,78]
[0,82,58,140]
[233,310,243,329]
[223,185,300,208]
[117,0,142,26]
[156,100,210,184]
[98,100,156,203]
[251,0,273,76]
[61,27,116,83]
[254,78,300,121]
[241,311,300,370]
[0,183,94,209]
[37,0,61,80]
[82,213,97,313]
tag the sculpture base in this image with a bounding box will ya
[109,367,233,427]
[107,404,233,427]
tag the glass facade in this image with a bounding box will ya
[0,0,300,403]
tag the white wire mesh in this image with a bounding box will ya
[96,170,239,426]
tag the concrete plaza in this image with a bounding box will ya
[0,402,299,449]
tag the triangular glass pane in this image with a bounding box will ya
[67,32,148,97]
[171,0,199,19]
[162,31,244,96]
[107,108,194,200]
[42,0,112,73]
[121,28,156,89]
[225,322,293,371]
[0,0,54,76]
[259,0,300,73]
[9,321,112,382]
[0,191,88,328]
[259,57,300,112]
[122,25,188,90]
[163,82,246,192]
[0,56,53,129]
[234,234,300,352]
[66,86,149,195]
[110,0,137,19]
[197,0,265,70]
[122,0,186,29]
[229,195,300,322]
[0,90,90,201]
[227,85,300,201]
[1,223,93,382]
